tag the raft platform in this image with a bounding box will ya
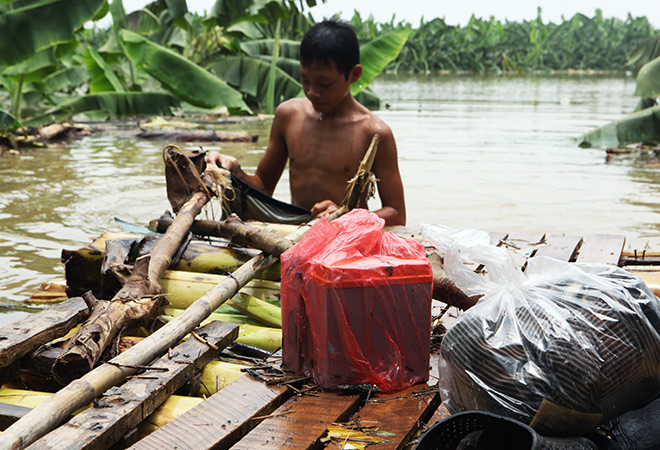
[4,229,660,449]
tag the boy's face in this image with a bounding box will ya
[300,62,361,114]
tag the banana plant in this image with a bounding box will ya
[627,35,660,75]
[119,29,250,112]
[0,0,106,129]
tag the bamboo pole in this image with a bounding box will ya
[0,136,380,450]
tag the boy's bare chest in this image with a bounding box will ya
[284,118,368,171]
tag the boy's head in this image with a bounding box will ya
[300,20,360,80]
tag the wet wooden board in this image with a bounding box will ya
[533,234,583,262]
[353,384,441,450]
[128,375,290,450]
[620,249,660,266]
[27,321,239,450]
[575,234,626,265]
[231,391,361,449]
[502,231,546,269]
[489,232,509,246]
[0,297,88,367]
[0,402,30,430]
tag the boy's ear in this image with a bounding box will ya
[349,64,362,83]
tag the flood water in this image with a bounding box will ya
[0,74,656,321]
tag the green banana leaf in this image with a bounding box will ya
[634,56,660,98]
[579,104,660,148]
[227,21,267,39]
[627,35,660,75]
[121,8,162,35]
[84,47,126,93]
[352,27,410,96]
[240,39,300,60]
[43,66,90,92]
[210,0,292,27]
[248,54,299,80]
[164,0,188,20]
[2,47,59,82]
[355,87,380,109]
[25,92,180,126]
[120,29,250,113]
[0,0,105,66]
[0,107,19,132]
[210,56,301,109]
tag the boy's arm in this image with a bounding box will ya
[254,108,289,196]
[206,107,289,195]
[371,127,406,226]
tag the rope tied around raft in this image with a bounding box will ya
[204,163,238,220]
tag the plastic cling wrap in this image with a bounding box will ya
[281,209,433,392]
[422,225,660,436]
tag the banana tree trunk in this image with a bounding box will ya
[52,190,210,384]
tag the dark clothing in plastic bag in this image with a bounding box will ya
[606,396,660,450]
[224,172,311,225]
[421,226,660,437]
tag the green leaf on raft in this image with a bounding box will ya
[635,55,660,98]
[578,104,660,148]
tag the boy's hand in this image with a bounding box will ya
[311,199,340,218]
[206,151,241,174]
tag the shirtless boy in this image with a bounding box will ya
[208,19,406,226]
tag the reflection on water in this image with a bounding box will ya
[1,74,657,317]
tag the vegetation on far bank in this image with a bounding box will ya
[1,1,660,146]
[355,8,659,75]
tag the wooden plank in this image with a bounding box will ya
[231,391,361,449]
[0,297,88,368]
[620,249,660,266]
[0,402,30,431]
[502,231,546,270]
[425,402,452,427]
[128,375,290,450]
[351,383,441,450]
[488,232,509,245]
[576,234,626,265]
[533,234,583,262]
[26,321,239,450]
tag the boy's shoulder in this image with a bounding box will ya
[275,97,309,117]
[358,104,393,137]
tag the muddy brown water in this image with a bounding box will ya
[0,74,655,323]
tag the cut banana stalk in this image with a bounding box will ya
[226,292,282,328]
[156,313,282,352]
[196,360,248,397]
[160,270,280,308]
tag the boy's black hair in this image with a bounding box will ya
[300,20,360,80]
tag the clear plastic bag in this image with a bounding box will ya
[422,224,660,436]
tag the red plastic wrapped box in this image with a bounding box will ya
[281,209,433,392]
